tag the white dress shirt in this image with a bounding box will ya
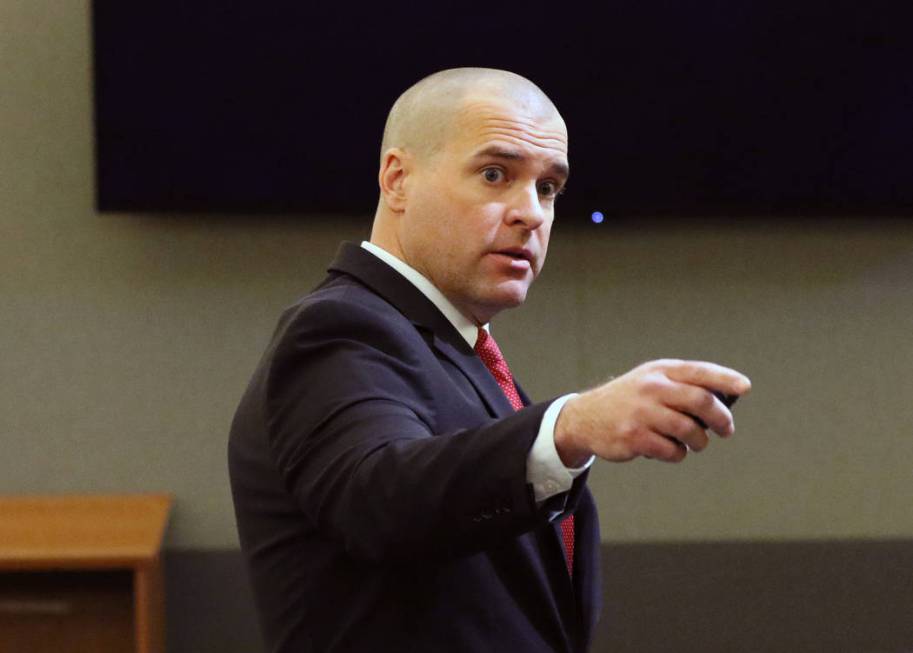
[360,241,594,514]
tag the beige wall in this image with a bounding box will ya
[3,1,912,549]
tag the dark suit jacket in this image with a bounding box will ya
[228,242,601,652]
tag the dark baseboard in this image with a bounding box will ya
[165,540,913,653]
[164,549,264,653]
[594,540,913,653]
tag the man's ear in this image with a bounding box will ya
[378,148,411,212]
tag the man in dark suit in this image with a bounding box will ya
[229,68,750,652]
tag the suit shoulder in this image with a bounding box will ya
[275,276,413,347]
[262,275,435,383]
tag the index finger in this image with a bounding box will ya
[659,359,752,396]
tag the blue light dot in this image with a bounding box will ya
[591,211,604,224]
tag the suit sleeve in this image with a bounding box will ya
[264,293,556,563]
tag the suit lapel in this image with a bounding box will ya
[425,331,516,417]
[327,242,514,418]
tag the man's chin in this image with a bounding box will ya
[479,284,530,315]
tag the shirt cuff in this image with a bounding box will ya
[526,393,595,509]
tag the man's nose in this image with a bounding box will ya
[505,184,546,230]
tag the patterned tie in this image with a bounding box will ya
[474,328,575,577]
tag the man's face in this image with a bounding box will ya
[398,94,569,325]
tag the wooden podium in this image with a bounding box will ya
[0,494,172,653]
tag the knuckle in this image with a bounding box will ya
[629,404,650,425]
[620,420,642,442]
[670,417,695,439]
[698,390,716,410]
[645,358,669,371]
[690,434,709,452]
[651,437,683,462]
[653,440,684,463]
[638,373,668,397]
[640,359,673,375]
[640,439,662,459]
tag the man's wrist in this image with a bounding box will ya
[554,397,591,468]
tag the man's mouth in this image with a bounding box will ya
[493,248,534,264]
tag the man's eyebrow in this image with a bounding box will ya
[471,146,569,180]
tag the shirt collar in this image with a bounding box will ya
[360,241,487,347]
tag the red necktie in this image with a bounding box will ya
[474,328,575,577]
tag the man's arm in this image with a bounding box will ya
[554,359,752,466]
[265,296,556,563]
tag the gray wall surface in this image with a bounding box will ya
[3,0,913,555]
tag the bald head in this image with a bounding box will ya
[370,67,568,324]
[380,68,562,163]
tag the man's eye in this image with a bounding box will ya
[482,168,504,183]
[538,181,558,197]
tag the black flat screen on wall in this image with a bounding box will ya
[92,2,913,220]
